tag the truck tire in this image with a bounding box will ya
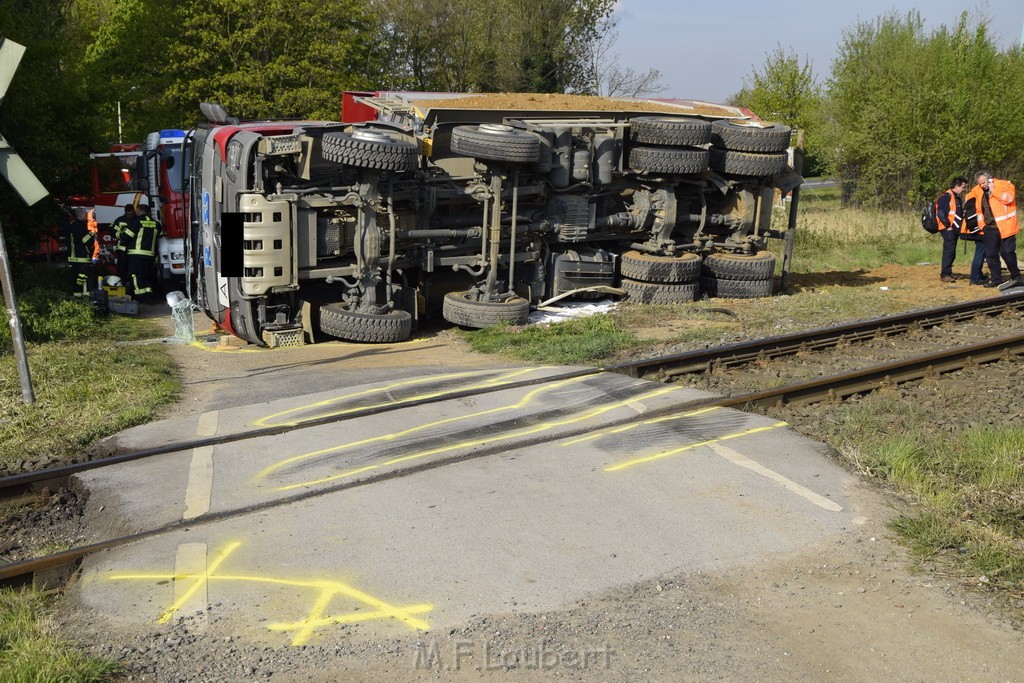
[630,117,711,146]
[620,250,701,283]
[621,278,699,304]
[319,304,412,343]
[321,131,419,172]
[708,147,787,177]
[629,146,709,175]
[700,275,773,299]
[710,119,792,153]
[451,124,541,163]
[702,252,776,281]
[442,291,530,328]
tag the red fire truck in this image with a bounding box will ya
[75,129,189,285]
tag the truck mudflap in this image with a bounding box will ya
[238,194,295,296]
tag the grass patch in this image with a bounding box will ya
[0,301,179,471]
[773,192,940,273]
[811,395,1024,594]
[461,313,639,364]
[0,588,119,682]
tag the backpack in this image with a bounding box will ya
[961,196,982,241]
[921,200,940,234]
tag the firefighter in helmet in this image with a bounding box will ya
[66,207,96,296]
[121,203,159,302]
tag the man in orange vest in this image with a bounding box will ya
[964,171,1020,289]
[936,176,967,282]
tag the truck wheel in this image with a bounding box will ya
[700,275,773,299]
[319,303,412,343]
[321,130,419,172]
[702,252,776,280]
[710,120,791,153]
[630,117,711,146]
[451,124,541,163]
[442,291,530,328]
[708,147,787,177]
[621,278,699,304]
[619,250,701,283]
[629,146,709,175]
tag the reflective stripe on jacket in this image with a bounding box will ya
[67,219,94,263]
[965,179,1018,238]
[123,217,158,256]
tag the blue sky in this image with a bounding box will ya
[613,1,1024,102]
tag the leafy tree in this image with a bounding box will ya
[821,10,1024,208]
[83,0,181,141]
[165,0,379,121]
[732,46,822,174]
[373,0,615,93]
[87,0,381,128]
[0,0,108,253]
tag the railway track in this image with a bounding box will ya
[2,291,1023,588]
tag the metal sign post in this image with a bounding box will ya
[0,218,32,402]
[0,37,50,404]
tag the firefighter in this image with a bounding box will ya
[122,203,159,302]
[965,171,1021,289]
[935,176,967,282]
[66,208,96,296]
[111,203,136,283]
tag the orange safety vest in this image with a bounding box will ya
[965,179,1018,239]
[937,189,960,231]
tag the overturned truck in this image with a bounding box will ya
[188,92,801,346]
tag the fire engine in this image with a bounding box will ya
[76,129,189,284]
[187,93,801,347]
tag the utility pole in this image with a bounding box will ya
[0,37,49,404]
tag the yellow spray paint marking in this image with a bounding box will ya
[604,421,789,472]
[277,385,683,491]
[560,405,723,447]
[157,540,240,623]
[106,542,432,646]
[256,376,588,482]
[188,341,260,353]
[253,367,548,428]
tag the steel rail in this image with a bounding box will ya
[4,330,1023,589]
[1,291,1022,499]
[613,290,1024,380]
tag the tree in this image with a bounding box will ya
[732,45,821,174]
[164,0,380,121]
[84,0,181,141]
[820,10,1024,208]
[87,0,381,127]
[0,0,109,252]
[372,0,616,93]
[587,17,668,98]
